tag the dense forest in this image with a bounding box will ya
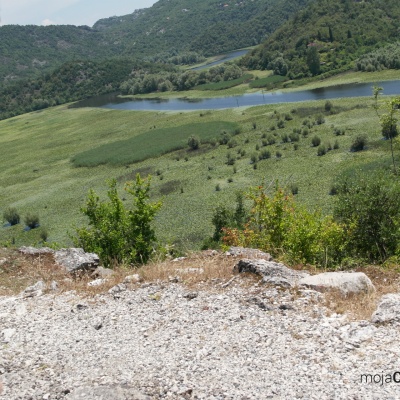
[0,59,175,120]
[0,0,309,85]
[241,0,400,78]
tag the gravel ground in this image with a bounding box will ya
[1,281,400,400]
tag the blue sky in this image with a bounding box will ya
[1,0,158,26]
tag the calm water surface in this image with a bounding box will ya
[72,79,400,112]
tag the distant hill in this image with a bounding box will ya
[241,0,400,78]
[0,0,309,85]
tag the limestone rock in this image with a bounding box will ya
[227,247,273,260]
[88,279,106,287]
[371,293,400,324]
[91,266,114,279]
[19,246,54,255]
[234,258,308,287]
[123,274,143,284]
[22,280,45,297]
[54,248,99,273]
[299,272,375,295]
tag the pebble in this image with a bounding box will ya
[0,284,399,399]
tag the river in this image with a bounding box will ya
[72,79,400,112]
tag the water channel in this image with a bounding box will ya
[72,79,400,112]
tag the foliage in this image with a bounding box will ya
[241,0,400,79]
[24,213,40,229]
[221,184,346,267]
[188,136,200,150]
[311,136,321,147]
[73,176,162,267]
[3,208,20,226]
[334,170,400,262]
[350,135,367,152]
[72,122,238,167]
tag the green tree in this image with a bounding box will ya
[306,46,320,75]
[73,175,162,267]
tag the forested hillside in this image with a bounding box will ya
[241,0,400,78]
[0,0,309,85]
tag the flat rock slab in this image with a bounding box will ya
[234,258,309,287]
[299,272,375,295]
[371,293,400,324]
[54,248,100,273]
[227,247,273,260]
[66,386,151,400]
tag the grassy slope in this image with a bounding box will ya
[0,72,396,249]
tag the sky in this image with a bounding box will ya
[0,0,158,27]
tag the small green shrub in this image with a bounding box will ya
[311,135,321,147]
[3,207,20,226]
[325,100,333,112]
[350,135,367,152]
[276,151,282,159]
[289,132,300,142]
[281,133,289,143]
[290,183,298,195]
[277,120,285,129]
[24,213,40,229]
[73,175,162,267]
[317,145,326,156]
[187,136,200,150]
[333,140,340,149]
[259,150,271,160]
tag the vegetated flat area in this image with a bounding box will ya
[0,70,396,249]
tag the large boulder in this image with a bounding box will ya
[371,293,400,324]
[299,272,375,295]
[54,248,99,274]
[234,259,309,287]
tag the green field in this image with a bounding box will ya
[194,74,254,91]
[0,73,397,250]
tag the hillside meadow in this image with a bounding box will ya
[0,84,396,250]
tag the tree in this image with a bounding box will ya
[187,135,200,150]
[3,207,20,226]
[73,175,162,267]
[306,46,320,75]
[334,171,400,262]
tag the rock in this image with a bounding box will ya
[88,279,106,287]
[22,280,46,297]
[371,293,400,324]
[184,292,198,300]
[299,272,375,295]
[54,248,99,274]
[227,247,273,260]
[66,386,152,400]
[108,283,127,295]
[2,328,16,343]
[172,257,187,262]
[234,259,308,287]
[19,246,54,255]
[91,266,114,279]
[50,281,59,291]
[123,274,143,284]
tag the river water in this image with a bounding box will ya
[72,79,400,112]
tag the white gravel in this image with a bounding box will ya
[1,282,400,399]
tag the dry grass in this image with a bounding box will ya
[323,266,400,321]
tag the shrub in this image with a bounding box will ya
[315,115,325,125]
[228,178,233,183]
[24,213,40,229]
[73,175,162,267]
[39,228,48,242]
[215,184,221,191]
[255,144,260,151]
[293,143,299,150]
[350,135,367,152]
[334,171,400,262]
[227,139,237,148]
[187,136,200,150]
[289,132,300,142]
[277,120,285,129]
[3,207,20,226]
[250,154,257,164]
[317,145,326,156]
[290,183,299,195]
[284,113,293,121]
[333,140,339,149]
[325,100,333,112]
[311,135,321,147]
[267,134,276,145]
[252,122,257,129]
[222,184,345,267]
[259,150,271,160]
[281,133,289,143]
[226,152,236,165]
[276,151,282,159]
[302,127,309,137]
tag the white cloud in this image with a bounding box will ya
[41,18,55,26]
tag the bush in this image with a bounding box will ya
[277,120,285,129]
[39,228,48,242]
[3,207,20,226]
[302,127,309,137]
[24,213,40,229]
[276,151,282,159]
[350,135,367,152]
[222,184,345,267]
[334,171,400,262]
[311,135,321,147]
[290,183,299,195]
[73,175,162,267]
[325,100,333,112]
[315,115,325,125]
[187,136,200,150]
[333,140,339,149]
[281,133,289,143]
[259,150,271,160]
[317,145,326,156]
[289,132,300,142]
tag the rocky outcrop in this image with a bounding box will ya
[227,247,273,260]
[371,293,400,324]
[234,258,309,287]
[299,272,375,295]
[54,248,99,273]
